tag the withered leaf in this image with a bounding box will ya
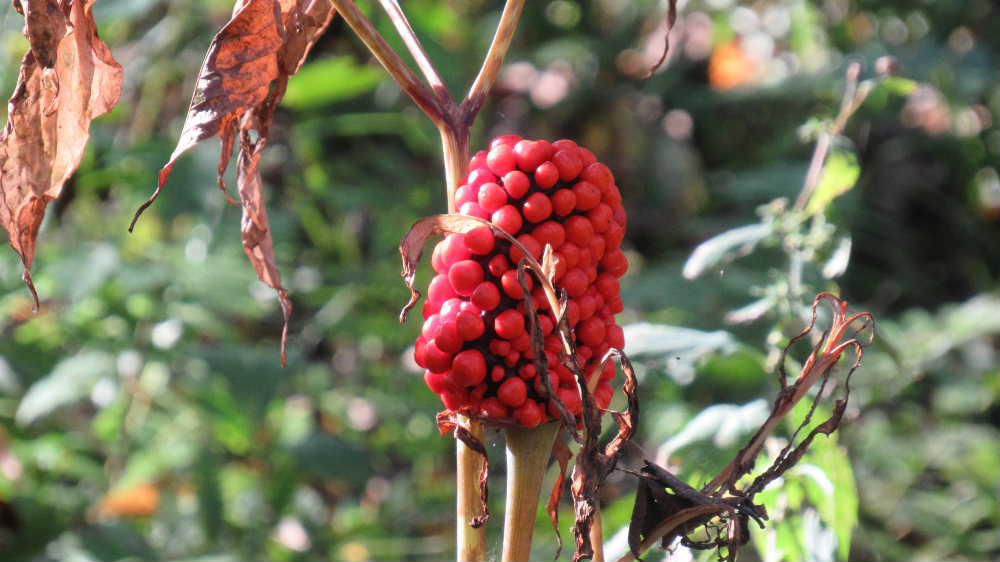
[0,0,123,307]
[622,293,872,562]
[133,0,336,365]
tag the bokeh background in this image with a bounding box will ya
[1,1,999,561]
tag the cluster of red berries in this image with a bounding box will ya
[414,136,627,428]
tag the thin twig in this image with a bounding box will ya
[793,62,864,211]
[375,0,454,104]
[330,0,445,125]
[462,0,526,123]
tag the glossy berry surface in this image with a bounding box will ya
[414,136,628,427]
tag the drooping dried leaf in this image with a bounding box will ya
[547,432,574,558]
[132,0,336,365]
[622,293,873,562]
[0,0,123,306]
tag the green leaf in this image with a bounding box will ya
[804,439,858,560]
[15,351,115,425]
[807,148,860,214]
[283,57,384,110]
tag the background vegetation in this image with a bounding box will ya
[1,1,998,561]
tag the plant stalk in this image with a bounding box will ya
[456,416,488,562]
[501,422,560,562]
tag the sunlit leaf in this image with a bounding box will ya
[682,223,772,280]
[15,351,114,425]
[806,148,860,215]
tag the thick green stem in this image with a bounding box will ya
[501,423,559,562]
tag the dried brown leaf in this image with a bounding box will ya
[436,410,490,527]
[620,293,873,562]
[0,0,123,306]
[132,0,336,365]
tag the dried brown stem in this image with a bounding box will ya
[330,0,445,125]
[462,0,525,122]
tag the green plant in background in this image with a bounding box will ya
[1,1,999,562]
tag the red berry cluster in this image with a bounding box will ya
[414,136,627,428]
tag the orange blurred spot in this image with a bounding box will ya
[708,41,757,91]
[97,483,160,518]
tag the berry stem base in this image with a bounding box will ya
[456,416,487,562]
[501,422,559,562]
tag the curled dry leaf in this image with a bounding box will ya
[133,0,336,365]
[645,0,678,78]
[620,293,873,562]
[0,0,123,307]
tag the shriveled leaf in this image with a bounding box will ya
[133,0,337,365]
[682,223,772,280]
[16,351,115,425]
[0,0,123,306]
[806,148,860,215]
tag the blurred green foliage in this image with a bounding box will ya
[1,1,999,561]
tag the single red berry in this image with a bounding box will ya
[502,170,531,199]
[514,400,544,428]
[557,387,583,415]
[488,254,510,276]
[465,226,496,255]
[594,382,614,410]
[498,377,528,408]
[551,188,576,216]
[561,268,589,299]
[478,182,508,212]
[451,349,487,387]
[501,269,530,299]
[534,161,559,189]
[459,201,489,220]
[492,205,523,235]
[436,321,463,353]
[552,149,584,182]
[601,249,628,277]
[533,221,566,249]
[481,397,509,419]
[487,144,517,176]
[424,371,452,394]
[580,162,613,191]
[456,310,485,341]
[494,309,526,340]
[523,192,553,223]
[423,341,453,373]
[491,134,523,149]
[607,323,625,349]
[510,234,542,264]
[578,316,606,347]
[428,274,457,304]
[565,215,594,246]
[513,140,550,172]
[572,181,602,211]
[467,168,496,187]
[588,204,613,233]
[471,281,501,311]
[449,260,484,296]
[441,388,468,410]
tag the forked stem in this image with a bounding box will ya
[502,423,560,562]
